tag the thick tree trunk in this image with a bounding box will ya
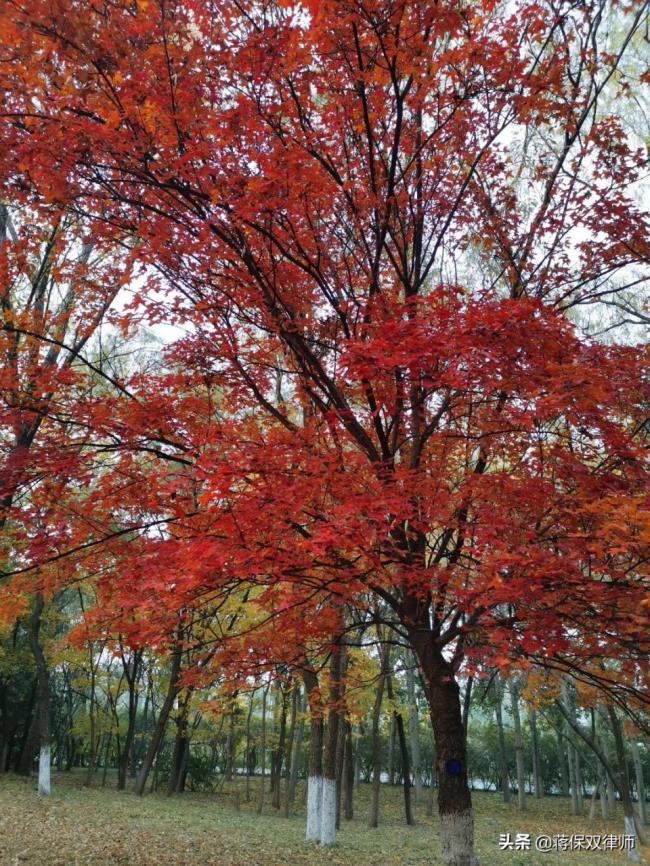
[413,636,478,866]
[509,679,527,812]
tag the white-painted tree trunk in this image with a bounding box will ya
[440,809,479,866]
[625,815,641,862]
[319,777,337,845]
[38,744,51,796]
[306,775,322,841]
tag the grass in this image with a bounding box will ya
[0,772,647,866]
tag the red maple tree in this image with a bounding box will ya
[1,1,649,862]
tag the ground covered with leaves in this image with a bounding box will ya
[0,773,647,866]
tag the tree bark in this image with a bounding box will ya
[407,658,423,805]
[343,722,354,820]
[411,634,478,866]
[28,593,51,795]
[225,695,237,784]
[117,648,142,791]
[303,667,324,842]
[561,680,581,815]
[134,645,182,796]
[369,648,387,829]
[387,714,396,786]
[288,687,305,810]
[321,638,343,845]
[493,678,510,803]
[555,725,570,797]
[530,710,542,798]
[283,682,299,817]
[168,691,191,795]
[271,684,288,809]
[244,687,256,802]
[630,739,647,827]
[16,680,38,776]
[257,682,270,815]
[386,665,414,826]
[607,705,648,852]
[509,679,527,812]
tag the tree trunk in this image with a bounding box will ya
[225,696,237,784]
[257,682,270,815]
[588,779,602,821]
[630,739,647,827]
[555,725,570,797]
[600,758,610,820]
[16,680,38,776]
[321,638,343,845]
[509,679,527,812]
[334,708,346,830]
[530,710,542,798]
[303,668,324,842]
[118,649,142,791]
[561,680,581,815]
[244,687,256,802]
[573,747,583,814]
[271,685,288,809]
[407,658,423,805]
[283,682,299,817]
[387,714,396,786]
[28,593,51,796]
[607,705,648,853]
[343,722,354,820]
[462,676,473,738]
[101,732,112,787]
[134,645,182,796]
[168,691,191,795]
[386,666,414,826]
[493,679,510,803]
[369,652,387,828]
[412,635,478,866]
[288,687,305,810]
